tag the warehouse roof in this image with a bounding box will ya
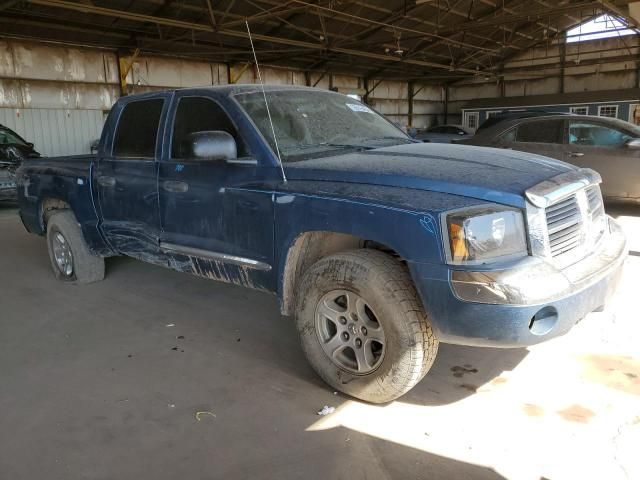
[0,1,638,81]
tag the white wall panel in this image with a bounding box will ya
[0,108,105,157]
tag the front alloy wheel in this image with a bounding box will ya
[295,249,439,403]
[315,290,385,374]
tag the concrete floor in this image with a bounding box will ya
[0,203,639,480]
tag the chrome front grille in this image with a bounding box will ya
[546,195,582,257]
[525,168,606,265]
[543,185,606,260]
[586,185,605,219]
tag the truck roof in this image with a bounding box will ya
[128,84,332,98]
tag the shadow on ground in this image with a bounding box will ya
[605,201,640,219]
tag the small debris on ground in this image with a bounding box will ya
[195,411,216,421]
[171,347,178,351]
[166,323,175,327]
[168,404,175,408]
[177,335,185,340]
[317,405,335,416]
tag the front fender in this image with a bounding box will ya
[273,182,483,300]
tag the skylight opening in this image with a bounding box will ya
[566,14,637,43]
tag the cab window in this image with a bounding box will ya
[568,122,632,147]
[113,99,164,158]
[171,96,250,159]
[515,120,564,144]
[0,128,27,146]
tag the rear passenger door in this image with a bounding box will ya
[500,119,566,160]
[95,95,168,258]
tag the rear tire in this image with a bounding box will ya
[46,210,105,284]
[294,249,438,403]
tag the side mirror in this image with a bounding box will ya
[182,131,237,161]
[626,138,640,149]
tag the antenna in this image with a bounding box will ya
[245,21,287,183]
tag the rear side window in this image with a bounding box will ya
[515,120,564,144]
[113,99,164,158]
[171,96,249,158]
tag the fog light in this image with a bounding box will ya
[528,306,558,336]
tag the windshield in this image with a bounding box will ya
[235,90,411,162]
[0,127,28,147]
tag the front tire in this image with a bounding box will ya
[295,249,438,403]
[46,210,105,284]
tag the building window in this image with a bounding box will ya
[566,14,636,43]
[629,104,640,125]
[464,112,479,130]
[597,105,618,118]
[486,110,501,119]
[570,106,589,115]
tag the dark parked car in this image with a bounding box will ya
[415,125,472,143]
[0,125,40,202]
[475,111,570,132]
[17,86,626,403]
[459,114,640,203]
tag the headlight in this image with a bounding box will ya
[443,206,528,264]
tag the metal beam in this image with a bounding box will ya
[438,2,602,34]
[288,0,499,54]
[24,0,486,75]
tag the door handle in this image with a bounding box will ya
[97,176,116,187]
[163,180,189,193]
[568,152,585,157]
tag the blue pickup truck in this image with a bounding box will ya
[17,85,627,403]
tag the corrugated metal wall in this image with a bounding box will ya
[0,108,104,157]
[0,38,451,157]
[1,36,636,152]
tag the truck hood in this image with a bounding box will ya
[284,143,573,208]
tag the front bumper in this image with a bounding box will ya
[410,216,627,347]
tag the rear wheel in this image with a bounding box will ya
[46,210,105,284]
[295,249,438,403]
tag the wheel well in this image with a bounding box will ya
[41,198,70,230]
[280,231,401,316]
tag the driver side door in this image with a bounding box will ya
[564,120,640,200]
[158,93,275,290]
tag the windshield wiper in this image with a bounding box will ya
[366,136,414,144]
[284,143,374,152]
[323,143,376,150]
